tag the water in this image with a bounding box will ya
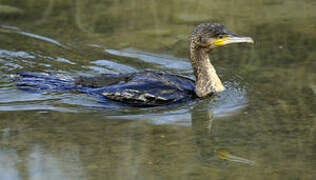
[0,0,315,179]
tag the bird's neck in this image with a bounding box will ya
[190,46,225,97]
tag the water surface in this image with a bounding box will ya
[0,0,315,179]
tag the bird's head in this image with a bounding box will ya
[191,23,254,50]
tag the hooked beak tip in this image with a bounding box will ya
[246,37,254,44]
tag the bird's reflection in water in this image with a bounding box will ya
[191,102,255,166]
[191,102,217,164]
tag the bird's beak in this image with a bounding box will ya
[214,33,254,47]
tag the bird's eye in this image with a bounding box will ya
[218,35,223,39]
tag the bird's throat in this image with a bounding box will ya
[190,47,225,97]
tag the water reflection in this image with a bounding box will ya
[191,102,255,166]
[191,102,217,162]
[27,145,86,180]
[0,0,315,179]
[0,148,20,180]
[0,145,86,180]
[0,102,256,179]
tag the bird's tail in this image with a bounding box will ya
[13,72,76,93]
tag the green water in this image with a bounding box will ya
[0,0,315,179]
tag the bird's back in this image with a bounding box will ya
[76,71,197,106]
[14,71,196,106]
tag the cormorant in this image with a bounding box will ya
[16,23,253,107]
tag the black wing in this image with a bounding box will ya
[77,71,196,106]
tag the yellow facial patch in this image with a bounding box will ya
[214,35,230,46]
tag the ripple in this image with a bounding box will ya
[55,57,76,65]
[91,59,137,73]
[0,25,68,49]
[213,80,248,118]
[0,49,35,59]
[105,48,193,73]
[84,65,115,74]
